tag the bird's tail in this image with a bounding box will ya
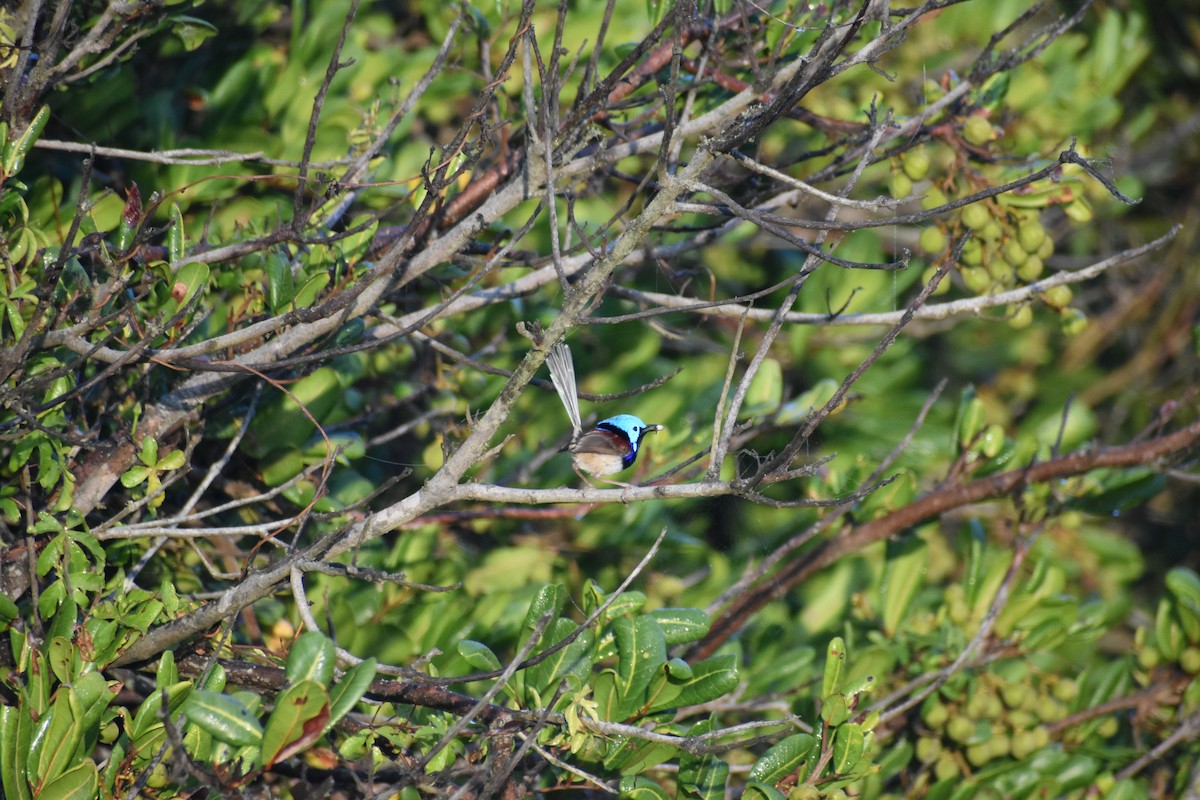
[546,341,582,436]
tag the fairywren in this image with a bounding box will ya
[545,341,662,481]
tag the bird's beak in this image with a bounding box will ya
[646,424,663,433]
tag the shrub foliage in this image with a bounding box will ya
[0,1,1198,798]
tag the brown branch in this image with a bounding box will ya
[688,417,1200,661]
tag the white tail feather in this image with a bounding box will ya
[546,341,582,436]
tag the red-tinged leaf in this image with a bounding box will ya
[261,680,330,767]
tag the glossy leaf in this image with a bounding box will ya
[676,719,728,800]
[748,733,818,784]
[0,704,33,800]
[666,654,739,710]
[647,608,711,644]
[831,723,866,774]
[526,619,594,700]
[457,640,502,671]
[328,658,376,729]
[261,680,330,767]
[618,775,670,800]
[35,760,97,800]
[286,631,336,687]
[822,637,847,699]
[613,615,667,719]
[183,690,264,747]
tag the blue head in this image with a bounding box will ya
[596,415,662,460]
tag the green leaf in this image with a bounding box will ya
[292,272,330,309]
[156,448,186,471]
[667,654,739,709]
[664,657,693,680]
[248,367,343,453]
[265,252,294,311]
[882,537,927,636]
[47,635,76,686]
[139,435,158,466]
[822,637,847,699]
[120,465,150,489]
[35,760,97,800]
[457,640,502,671]
[167,261,210,315]
[677,719,729,800]
[30,692,81,786]
[821,693,848,727]
[613,615,667,719]
[523,583,566,633]
[128,681,193,744]
[742,358,783,418]
[742,782,787,800]
[1,704,33,800]
[956,393,986,450]
[67,671,112,745]
[183,690,264,747]
[328,658,376,729]
[3,105,49,176]
[261,680,330,767]
[167,203,186,262]
[526,619,594,701]
[602,590,649,622]
[604,735,680,775]
[286,631,336,687]
[1155,597,1186,661]
[647,608,711,644]
[749,733,818,784]
[170,15,219,51]
[618,775,670,799]
[831,723,866,774]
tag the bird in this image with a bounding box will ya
[545,340,662,483]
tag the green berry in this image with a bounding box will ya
[1033,726,1050,748]
[1052,678,1079,703]
[1011,730,1038,759]
[966,742,992,767]
[890,170,913,199]
[1041,284,1073,309]
[920,226,948,254]
[922,186,947,210]
[935,752,959,781]
[1064,196,1093,223]
[916,736,942,764]
[903,146,932,180]
[1138,645,1160,670]
[923,700,950,729]
[961,266,990,294]
[1017,220,1047,253]
[962,115,995,146]
[1007,304,1033,329]
[1003,238,1029,267]
[1016,255,1044,282]
[960,237,984,266]
[961,203,990,230]
[922,266,952,296]
[947,716,974,743]
[988,258,1016,287]
[1181,647,1200,674]
[979,424,1005,458]
[1060,308,1087,336]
